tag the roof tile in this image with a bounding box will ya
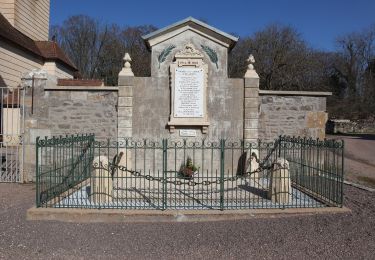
[57,79,104,86]
[0,13,77,71]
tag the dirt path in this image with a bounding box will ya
[327,134,375,188]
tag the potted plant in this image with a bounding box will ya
[179,157,199,180]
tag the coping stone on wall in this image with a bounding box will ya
[259,90,332,96]
[44,86,119,91]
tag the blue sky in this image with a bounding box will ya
[50,0,375,51]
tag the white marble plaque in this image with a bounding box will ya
[179,129,197,137]
[174,67,204,118]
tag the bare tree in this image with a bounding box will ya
[52,15,111,79]
[120,25,157,77]
[328,24,375,118]
[228,38,251,78]
[334,25,375,97]
[229,24,329,91]
[51,16,374,119]
[52,16,156,85]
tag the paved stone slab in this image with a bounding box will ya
[27,206,351,223]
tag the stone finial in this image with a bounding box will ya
[119,52,134,77]
[244,54,259,78]
[124,53,132,66]
[247,54,255,70]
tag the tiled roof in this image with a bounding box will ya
[0,13,77,71]
[57,79,104,86]
[0,13,42,56]
[35,41,77,71]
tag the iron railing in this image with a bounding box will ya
[36,134,95,207]
[35,135,344,210]
[0,87,25,183]
[279,136,344,206]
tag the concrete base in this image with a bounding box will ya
[27,207,351,223]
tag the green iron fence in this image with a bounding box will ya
[280,136,344,206]
[36,134,95,207]
[35,135,344,210]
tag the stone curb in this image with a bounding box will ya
[344,180,375,192]
[26,207,351,223]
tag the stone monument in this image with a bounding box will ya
[128,17,244,140]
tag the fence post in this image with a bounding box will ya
[340,140,344,207]
[35,137,40,207]
[71,136,74,182]
[302,137,306,184]
[162,139,167,210]
[220,139,225,211]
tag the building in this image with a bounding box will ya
[0,0,77,89]
[0,0,77,183]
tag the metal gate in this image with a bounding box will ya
[0,87,25,182]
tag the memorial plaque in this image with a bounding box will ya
[179,129,197,137]
[168,44,209,133]
[174,67,204,118]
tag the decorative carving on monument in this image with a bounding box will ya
[175,43,204,59]
[168,43,209,134]
[201,45,219,69]
[158,45,176,68]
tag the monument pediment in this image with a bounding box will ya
[142,17,238,50]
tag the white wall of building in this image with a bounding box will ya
[0,40,43,88]
[0,0,50,41]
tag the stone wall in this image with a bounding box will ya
[29,90,117,140]
[259,94,328,141]
[326,119,375,134]
[23,77,118,181]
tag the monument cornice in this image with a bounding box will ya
[142,17,238,50]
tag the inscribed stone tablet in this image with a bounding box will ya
[179,129,197,137]
[174,67,204,118]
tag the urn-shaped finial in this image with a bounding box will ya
[119,52,134,76]
[244,54,259,78]
[247,54,255,70]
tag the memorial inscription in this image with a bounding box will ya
[174,67,204,118]
[179,129,197,137]
[168,43,209,133]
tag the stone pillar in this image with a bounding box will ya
[21,70,49,182]
[243,54,259,143]
[268,158,292,204]
[117,53,134,169]
[92,156,113,204]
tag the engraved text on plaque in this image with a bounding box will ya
[174,67,204,118]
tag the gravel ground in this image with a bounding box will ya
[0,183,374,260]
